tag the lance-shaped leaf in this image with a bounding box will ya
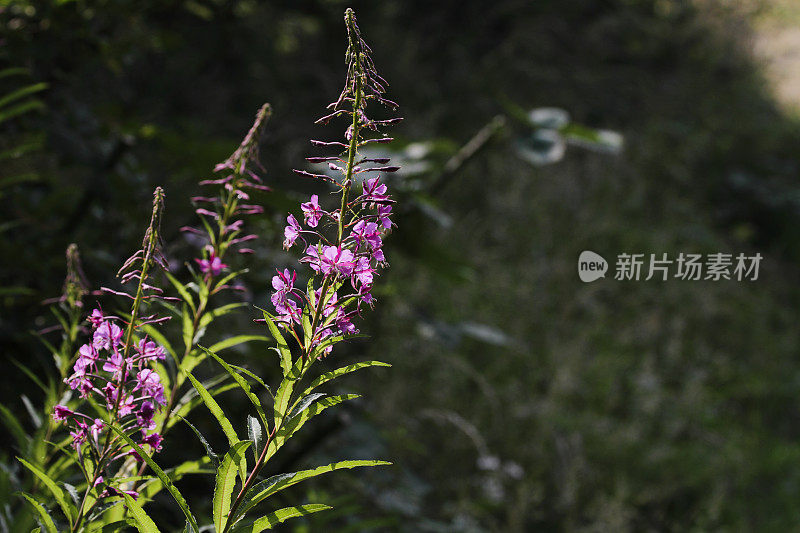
[183,370,246,482]
[97,520,138,532]
[247,415,263,463]
[213,441,252,533]
[139,456,213,501]
[108,425,199,533]
[1,404,30,450]
[201,347,268,429]
[261,311,292,376]
[264,395,359,465]
[181,304,194,351]
[291,361,390,411]
[123,492,161,533]
[236,460,390,519]
[19,492,57,533]
[165,271,196,314]
[229,364,273,399]
[198,303,248,331]
[17,457,73,524]
[167,381,238,428]
[235,504,332,532]
[288,393,325,420]
[177,416,219,468]
[208,335,269,354]
[183,370,240,447]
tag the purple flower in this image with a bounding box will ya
[377,204,393,229]
[77,344,99,369]
[135,369,165,406]
[137,339,166,362]
[90,419,104,446]
[141,432,163,452]
[274,296,301,324]
[88,308,105,327]
[102,351,125,379]
[271,268,296,294]
[136,401,156,430]
[301,194,324,228]
[351,220,381,250]
[93,321,123,351]
[53,405,74,422]
[70,422,88,449]
[321,245,355,276]
[363,177,388,202]
[195,251,227,277]
[352,256,375,288]
[304,245,324,273]
[283,214,302,249]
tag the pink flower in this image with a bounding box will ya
[363,177,388,202]
[141,432,163,452]
[301,194,324,228]
[353,256,375,288]
[53,405,74,422]
[351,220,381,250]
[135,369,165,406]
[137,339,165,361]
[102,351,125,379]
[271,268,296,294]
[93,321,123,351]
[376,204,393,229]
[136,401,156,430]
[321,245,355,276]
[283,214,302,249]
[195,252,227,277]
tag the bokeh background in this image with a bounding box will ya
[4,0,800,530]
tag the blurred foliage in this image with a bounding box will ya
[3,0,800,531]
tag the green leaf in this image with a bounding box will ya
[238,460,389,518]
[19,492,57,533]
[264,395,359,465]
[183,370,244,481]
[164,271,196,314]
[239,504,332,532]
[183,371,240,445]
[288,393,325,419]
[107,426,199,533]
[0,100,44,124]
[261,311,292,376]
[0,82,47,109]
[213,269,246,293]
[292,361,390,411]
[1,404,30,449]
[247,415,263,463]
[139,457,212,501]
[95,520,137,532]
[213,441,251,533]
[208,335,269,354]
[272,378,295,435]
[229,364,273,399]
[178,416,219,468]
[201,347,268,429]
[198,303,247,331]
[167,381,238,428]
[122,493,161,533]
[182,304,194,352]
[17,457,73,524]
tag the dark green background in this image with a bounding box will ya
[3,1,800,530]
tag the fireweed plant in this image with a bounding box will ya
[13,9,398,532]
